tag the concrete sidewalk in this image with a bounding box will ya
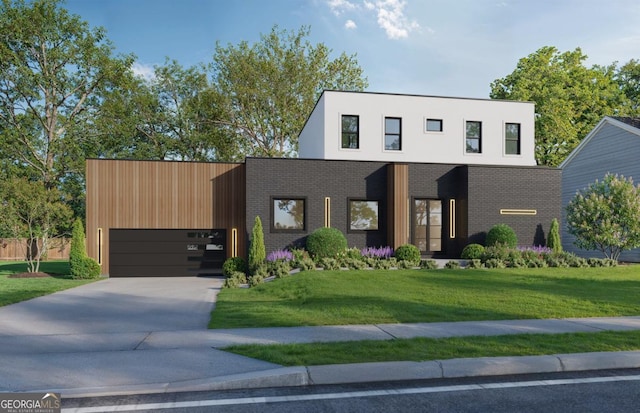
[2,276,640,398]
[2,316,640,397]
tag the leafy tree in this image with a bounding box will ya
[490,46,629,166]
[211,25,368,158]
[0,177,72,272]
[69,218,100,279]
[0,0,134,218]
[547,218,562,253]
[566,174,640,260]
[248,216,266,274]
[614,59,640,114]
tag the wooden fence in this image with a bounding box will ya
[0,238,71,261]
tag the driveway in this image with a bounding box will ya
[0,276,223,336]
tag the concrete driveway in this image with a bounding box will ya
[0,276,223,336]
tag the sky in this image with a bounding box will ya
[63,0,640,99]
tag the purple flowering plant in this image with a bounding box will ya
[266,249,294,262]
[361,246,394,259]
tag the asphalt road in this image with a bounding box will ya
[63,369,640,413]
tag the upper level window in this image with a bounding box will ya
[426,118,443,132]
[385,117,402,150]
[465,121,482,153]
[505,123,521,155]
[341,115,359,149]
[272,198,306,232]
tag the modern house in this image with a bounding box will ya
[86,90,561,277]
[560,116,640,262]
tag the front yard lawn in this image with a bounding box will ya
[209,266,640,329]
[0,261,97,307]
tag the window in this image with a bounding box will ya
[426,118,443,132]
[505,123,521,155]
[341,115,359,149]
[465,121,482,153]
[349,199,379,231]
[413,199,442,253]
[384,117,401,150]
[272,198,306,231]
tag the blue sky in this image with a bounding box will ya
[64,0,640,98]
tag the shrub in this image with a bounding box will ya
[547,218,562,253]
[466,259,484,269]
[461,243,485,260]
[373,258,392,270]
[249,274,265,287]
[444,260,460,269]
[340,257,366,270]
[482,244,511,262]
[319,257,340,270]
[394,244,421,265]
[296,257,316,272]
[485,224,518,248]
[421,259,438,270]
[527,257,548,268]
[508,258,527,268]
[248,216,266,274]
[306,227,347,259]
[267,260,291,278]
[340,247,364,260]
[485,258,506,269]
[223,271,247,288]
[396,259,415,269]
[70,219,100,279]
[222,257,246,276]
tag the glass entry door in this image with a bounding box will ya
[413,199,442,253]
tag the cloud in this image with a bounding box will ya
[132,62,155,81]
[345,19,357,30]
[328,0,357,15]
[369,0,419,39]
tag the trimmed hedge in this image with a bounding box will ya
[485,224,518,248]
[306,227,347,259]
[394,244,421,265]
[461,243,485,259]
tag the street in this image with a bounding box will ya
[63,369,640,413]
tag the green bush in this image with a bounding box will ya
[394,244,421,265]
[444,260,460,269]
[485,258,506,269]
[223,271,247,288]
[69,219,101,279]
[466,259,484,269]
[306,227,348,259]
[249,274,265,287]
[527,257,548,268]
[222,257,246,276]
[420,259,438,270]
[267,260,291,278]
[485,224,518,248]
[296,257,316,272]
[461,243,485,259]
[547,218,562,253]
[507,258,527,268]
[248,216,266,274]
[340,257,366,270]
[396,260,415,269]
[482,244,511,262]
[373,259,392,270]
[319,257,340,270]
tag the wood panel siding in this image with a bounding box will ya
[86,159,245,275]
[387,163,409,249]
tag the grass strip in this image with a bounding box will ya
[224,330,640,366]
[210,266,640,329]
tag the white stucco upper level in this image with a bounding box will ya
[298,90,537,166]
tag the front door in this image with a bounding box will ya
[412,199,442,254]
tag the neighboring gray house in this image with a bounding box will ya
[560,116,640,262]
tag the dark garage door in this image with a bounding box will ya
[110,229,226,277]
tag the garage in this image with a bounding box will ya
[109,229,226,277]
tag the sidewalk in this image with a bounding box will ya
[2,316,640,397]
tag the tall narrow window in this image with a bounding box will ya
[465,121,482,153]
[505,123,521,155]
[413,199,442,253]
[385,117,402,150]
[341,115,359,149]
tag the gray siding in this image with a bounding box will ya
[561,122,640,261]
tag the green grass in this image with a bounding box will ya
[209,266,640,329]
[0,261,97,306]
[224,330,640,366]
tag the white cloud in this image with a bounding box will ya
[371,0,419,40]
[328,0,357,15]
[345,19,357,30]
[132,62,155,81]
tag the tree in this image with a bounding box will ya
[0,0,134,218]
[566,174,640,260]
[0,177,72,272]
[69,218,100,279]
[211,25,368,158]
[248,216,265,274]
[490,47,630,166]
[615,59,640,114]
[547,218,562,253]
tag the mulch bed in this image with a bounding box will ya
[8,272,55,278]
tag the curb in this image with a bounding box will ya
[55,351,640,398]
